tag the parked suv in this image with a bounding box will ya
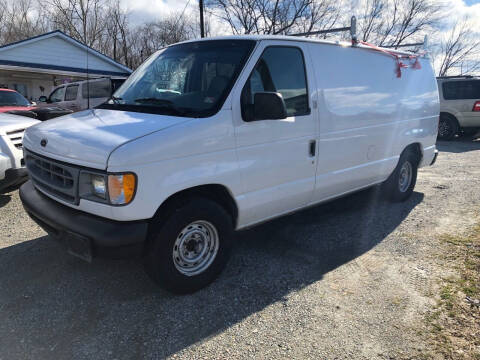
[437,76,480,140]
[20,37,439,294]
[39,78,125,112]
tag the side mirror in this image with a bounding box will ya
[253,92,287,121]
[38,96,47,103]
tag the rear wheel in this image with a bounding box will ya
[144,197,233,294]
[382,150,419,202]
[438,114,459,140]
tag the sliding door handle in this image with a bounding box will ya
[309,140,316,157]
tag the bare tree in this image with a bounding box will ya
[101,0,130,65]
[0,0,50,44]
[435,18,480,76]
[205,0,341,35]
[47,0,107,47]
[127,12,195,68]
[357,0,443,47]
[359,0,384,42]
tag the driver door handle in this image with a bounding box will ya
[309,140,316,157]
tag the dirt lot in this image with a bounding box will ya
[0,138,479,360]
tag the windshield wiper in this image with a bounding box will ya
[109,95,123,104]
[133,97,196,116]
[133,98,174,105]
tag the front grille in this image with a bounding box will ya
[6,128,25,150]
[25,150,80,204]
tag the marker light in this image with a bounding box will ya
[108,173,136,205]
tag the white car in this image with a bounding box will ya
[19,36,439,293]
[0,113,39,190]
[437,76,480,140]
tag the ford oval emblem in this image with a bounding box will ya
[40,139,47,147]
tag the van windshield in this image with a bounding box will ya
[100,40,256,118]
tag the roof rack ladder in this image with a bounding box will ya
[382,35,428,51]
[291,16,358,44]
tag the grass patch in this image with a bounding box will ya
[426,223,480,359]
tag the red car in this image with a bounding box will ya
[0,88,72,120]
[0,88,36,113]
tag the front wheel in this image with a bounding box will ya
[382,151,419,202]
[144,198,233,294]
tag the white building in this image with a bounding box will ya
[0,30,132,101]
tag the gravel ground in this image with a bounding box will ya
[0,138,479,360]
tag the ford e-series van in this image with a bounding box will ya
[19,36,439,293]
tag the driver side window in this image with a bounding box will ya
[241,46,309,121]
[50,87,65,103]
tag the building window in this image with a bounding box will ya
[13,84,28,98]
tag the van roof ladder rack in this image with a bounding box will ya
[291,16,358,44]
[382,35,428,52]
[436,75,475,79]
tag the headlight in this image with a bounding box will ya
[91,174,106,199]
[79,171,136,205]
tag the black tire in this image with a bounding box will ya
[438,114,459,140]
[144,197,233,294]
[382,150,419,202]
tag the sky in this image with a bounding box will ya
[121,0,480,27]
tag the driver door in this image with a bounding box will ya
[232,41,318,227]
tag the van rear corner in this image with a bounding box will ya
[419,146,438,167]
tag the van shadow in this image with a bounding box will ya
[0,193,11,207]
[436,135,480,154]
[0,188,423,359]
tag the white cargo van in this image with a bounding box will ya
[20,36,439,293]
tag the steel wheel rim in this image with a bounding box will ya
[398,161,413,193]
[172,220,219,276]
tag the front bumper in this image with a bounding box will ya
[19,180,148,260]
[0,167,28,190]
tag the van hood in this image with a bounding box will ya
[23,109,192,168]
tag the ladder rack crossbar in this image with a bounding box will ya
[382,42,424,49]
[291,26,351,37]
[290,16,357,42]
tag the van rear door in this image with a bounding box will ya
[232,41,318,227]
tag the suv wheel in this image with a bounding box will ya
[144,197,233,294]
[438,114,458,140]
[382,150,419,202]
